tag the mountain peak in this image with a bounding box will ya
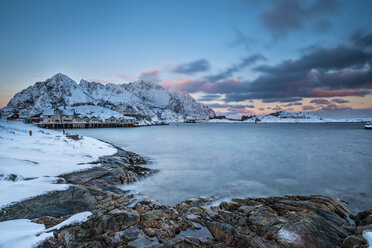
[50,73,73,81]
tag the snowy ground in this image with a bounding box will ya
[0,212,92,248]
[0,119,116,207]
[0,120,116,247]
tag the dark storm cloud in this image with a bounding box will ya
[223,45,372,102]
[164,45,372,104]
[208,103,254,109]
[172,59,211,74]
[206,54,266,81]
[260,0,339,38]
[254,46,371,74]
[351,31,372,49]
[262,97,303,103]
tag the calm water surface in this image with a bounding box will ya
[69,123,372,212]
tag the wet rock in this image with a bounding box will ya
[120,226,141,242]
[220,201,240,211]
[61,164,154,189]
[0,185,104,221]
[354,209,372,226]
[206,221,236,243]
[341,235,367,248]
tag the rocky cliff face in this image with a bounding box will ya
[2,73,215,121]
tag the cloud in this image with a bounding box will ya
[351,31,372,48]
[119,73,134,81]
[224,45,372,102]
[321,103,351,111]
[163,78,243,94]
[310,98,330,105]
[139,68,161,82]
[262,97,302,103]
[208,103,254,109]
[206,54,266,82]
[198,94,222,101]
[228,28,256,50]
[165,43,372,112]
[90,78,110,84]
[260,0,339,38]
[283,102,303,107]
[172,59,211,75]
[302,105,316,111]
[331,98,349,104]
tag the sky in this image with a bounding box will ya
[0,0,372,118]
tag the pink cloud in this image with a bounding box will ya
[302,105,317,111]
[331,98,350,104]
[310,88,367,97]
[310,98,330,105]
[119,74,134,81]
[90,78,110,84]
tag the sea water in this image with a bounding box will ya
[69,123,372,212]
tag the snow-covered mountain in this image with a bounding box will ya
[2,73,215,122]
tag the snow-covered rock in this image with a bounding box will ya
[2,73,215,122]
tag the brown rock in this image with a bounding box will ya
[341,235,367,248]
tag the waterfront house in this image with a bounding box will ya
[7,113,19,121]
[42,108,75,128]
[105,116,117,125]
[72,116,85,128]
[119,116,137,126]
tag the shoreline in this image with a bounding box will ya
[0,122,371,247]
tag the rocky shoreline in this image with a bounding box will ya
[0,145,371,247]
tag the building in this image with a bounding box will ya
[119,116,137,126]
[7,113,19,120]
[105,116,118,127]
[41,107,137,129]
[115,105,137,116]
[42,108,75,128]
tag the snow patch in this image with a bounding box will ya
[45,211,92,232]
[364,231,372,248]
[0,219,53,248]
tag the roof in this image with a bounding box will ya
[42,108,54,116]
[58,107,74,116]
[119,116,136,120]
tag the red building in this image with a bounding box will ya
[7,113,19,120]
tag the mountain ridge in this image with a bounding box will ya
[1,73,215,122]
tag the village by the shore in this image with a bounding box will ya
[4,105,170,129]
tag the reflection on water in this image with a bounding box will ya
[69,123,372,212]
